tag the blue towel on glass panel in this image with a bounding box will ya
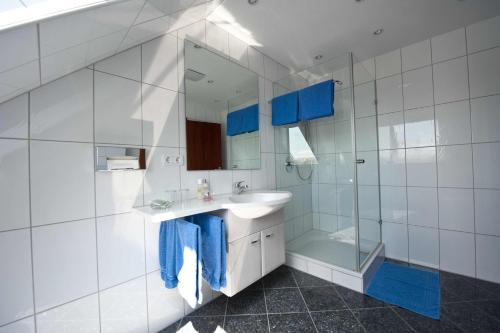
[159,219,202,307]
[298,80,334,120]
[226,105,259,136]
[226,110,243,136]
[271,91,299,126]
[187,214,227,290]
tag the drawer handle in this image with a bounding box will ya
[265,233,273,238]
[251,240,260,244]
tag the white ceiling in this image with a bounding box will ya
[208,0,500,71]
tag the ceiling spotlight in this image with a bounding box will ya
[373,28,384,35]
[314,54,323,61]
[248,0,258,4]
[193,44,202,49]
[207,80,214,83]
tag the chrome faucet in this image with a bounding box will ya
[233,181,249,194]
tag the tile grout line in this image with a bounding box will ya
[289,269,319,333]
[261,279,271,333]
[388,306,418,333]
[331,285,368,333]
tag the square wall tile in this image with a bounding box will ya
[379,149,406,186]
[144,218,160,273]
[357,151,379,186]
[0,59,40,104]
[319,214,337,232]
[99,276,148,333]
[147,271,184,333]
[466,15,500,53]
[473,142,500,189]
[378,111,405,150]
[409,225,439,268]
[95,46,141,81]
[95,170,144,216]
[382,222,408,261]
[142,34,178,91]
[94,72,142,145]
[144,147,180,204]
[142,84,179,147]
[336,184,353,217]
[476,234,500,283]
[0,24,38,73]
[402,39,431,71]
[407,187,438,228]
[354,81,376,118]
[0,229,33,326]
[32,219,98,312]
[30,141,94,226]
[36,294,100,333]
[0,139,30,231]
[264,56,279,82]
[0,93,28,139]
[358,185,380,221]
[403,66,434,110]
[97,213,145,289]
[404,107,435,148]
[0,317,34,333]
[30,69,93,142]
[437,145,473,188]
[334,120,351,153]
[355,116,377,151]
[406,147,437,187]
[375,50,401,79]
[248,47,264,77]
[431,28,466,63]
[433,56,469,105]
[438,188,474,233]
[353,58,375,85]
[376,74,403,114]
[471,94,500,143]
[381,186,407,224]
[440,230,475,277]
[228,34,248,67]
[209,170,233,195]
[316,121,335,154]
[468,47,500,98]
[435,100,471,145]
[206,21,229,57]
[335,152,353,185]
[177,20,206,43]
[475,189,500,237]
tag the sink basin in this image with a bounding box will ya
[222,191,292,219]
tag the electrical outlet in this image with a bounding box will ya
[162,154,172,166]
[175,155,184,166]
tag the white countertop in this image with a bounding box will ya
[134,194,233,223]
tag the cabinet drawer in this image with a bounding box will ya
[261,223,285,275]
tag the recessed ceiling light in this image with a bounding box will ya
[193,44,202,49]
[373,28,384,35]
[207,80,214,83]
[314,55,323,61]
[248,0,258,4]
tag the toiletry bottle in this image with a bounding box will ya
[202,179,211,201]
[196,178,204,199]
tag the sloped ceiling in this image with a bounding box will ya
[208,0,500,71]
[0,0,223,104]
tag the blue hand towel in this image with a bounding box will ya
[187,214,227,291]
[159,219,202,308]
[226,104,259,136]
[298,80,334,121]
[272,91,299,126]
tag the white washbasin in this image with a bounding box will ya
[222,191,292,219]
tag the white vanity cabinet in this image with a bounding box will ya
[220,209,285,297]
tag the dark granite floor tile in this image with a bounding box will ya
[158,320,181,333]
[224,315,269,333]
[268,313,316,333]
[227,289,266,315]
[300,286,347,311]
[265,287,307,313]
[263,265,297,288]
[353,308,413,333]
[291,268,333,287]
[335,285,386,309]
[311,310,364,333]
[393,306,464,333]
[440,275,496,302]
[442,301,500,333]
[474,279,500,298]
[179,316,224,333]
[246,278,264,290]
[186,296,228,317]
[470,300,500,322]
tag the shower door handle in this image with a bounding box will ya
[356,159,365,164]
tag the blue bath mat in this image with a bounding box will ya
[366,262,440,319]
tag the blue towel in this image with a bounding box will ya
[272,91,299,126]
[159,219,202,307]
[226,104,259,136]
[298,80,334,121]
[187,214,227,290]
[366,262,440,319]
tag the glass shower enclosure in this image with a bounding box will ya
[274,52,382,273]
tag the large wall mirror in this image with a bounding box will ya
[184,40,260,171]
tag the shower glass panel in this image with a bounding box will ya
[273,52,381,272]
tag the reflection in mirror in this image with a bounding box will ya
[184,40,260,170]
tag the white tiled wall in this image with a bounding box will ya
[0,19,284,332]
[374,15,500,283]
